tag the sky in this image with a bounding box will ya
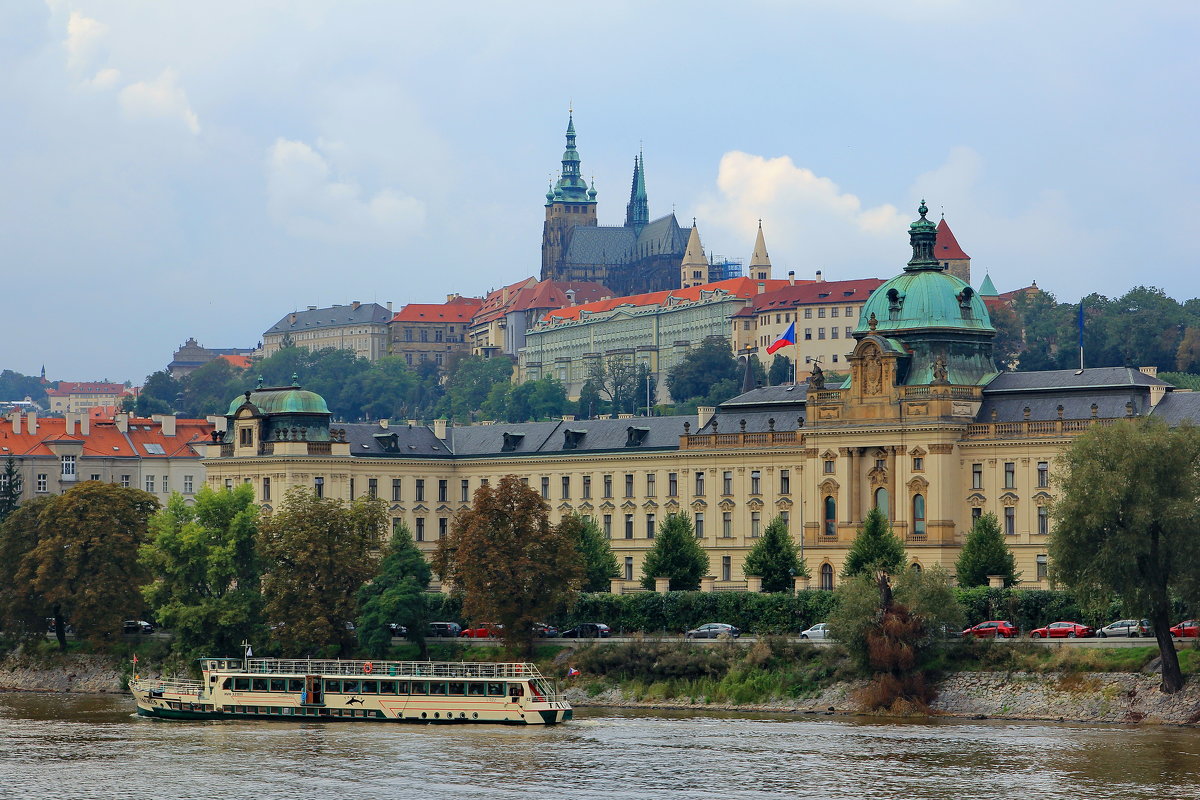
[1,1,1198,384]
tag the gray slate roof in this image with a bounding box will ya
[265,303,393,335]
[343,422,453,459]
[1150,392,1200,426]
[448,416,689,456]
[984,367,1167,392]
[562,214,687,267]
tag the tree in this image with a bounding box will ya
[442,356,513,421]
[954,512,1018,587]
[138,370,182,414]
[357,523,432,659]
[1176,327,1200,373]
[640,512,709,591]
[0,456,22,524]
[16,482,159,647]
[841,506,906,578]
[767,353,794,386]
[178,359,246,418]
[742,514,808,592]
[893,564,965,640]
[557,513,618,592]
[433,475,582,656]
[1050,417,1200,693]
[139,484,265,660]
[0,369,47,404]
[574,378,607,419]
[0,496,54,640]
[258,487,386,656]
[588,355,643,416]
[988,302,1025,371]
[666,337,739,403]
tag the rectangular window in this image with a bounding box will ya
[751,512,761,538]
[818,308,826,318]
[695,471,705,495]
[415,518,425,541]
[722,556,731,582]
[314,476,324,498]
[1004,506,1015,535]
[89,474,100,482]
[1037,506,1049,535]
[750,470,761,495]
[722,511,732,538]
[624,474,634,498]
[624,514,634,539]
[804,328,812,340]
[780,510,789,530]
[184,475,194,494]
[582,475,591,499]
[162,475,169,493]
[824,460,835,474]
[972,463,983,490]
[645,473,656,497]
[695,512,705,538]
[239,427,253,446]
[438,480,448,502]
[461,479,470,502]
[368,478,377,499]
[624,557,633,581]
[846,306,854,317]
[804,308,812,319]
[603,514,612,538]
[349,478,354,500]
[1036,554,1048,580]
[37,473,47,492]
[830,307,839,318]
[263,477,271,501]
[145,475,155,493]
[972,506,982,520]
[845,326,853,338]
[415,479,424,502]
[779,469,790,494]
[818,328,826,340]
[1037,461,1049,488]
[561,476,570,499]
[912,457,923,472]
[438,518,448,539]
[540,477,550,499]
[61,455,75,477]
[831,327,839,339]
[646,513,656,539]
[722,471,733,495]
[668,472,678,496]
[603,474,612,498]
[392,479,402,502]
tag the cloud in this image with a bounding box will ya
[84,67,120,90]
[65,11,106,69]
[118,69,200,133]
[265,138,426,244]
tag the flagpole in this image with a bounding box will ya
[794,337,799,386]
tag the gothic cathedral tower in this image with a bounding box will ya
[541,114,598,277]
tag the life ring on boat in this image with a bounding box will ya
[514,664,523,675]
[363,662,373,674]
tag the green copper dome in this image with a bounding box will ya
[857,269,994,335]
[227,384,330,416]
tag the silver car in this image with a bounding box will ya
[800,623,830,640]
[685,623,740,639]
[1098,619,1149,638]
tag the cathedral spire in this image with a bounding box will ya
[625,152,649,230]
[679,223,709,289]
[547,112,594,206]
[905,199,942,271]
[748,220,772,281]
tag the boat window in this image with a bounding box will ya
[222,678,232,690]
[288,679,304,692]
[487,682,504,697]
[233,678,250,692]
[509,684,524,697]
[395,681,409,695]
[342,680,360,694]
[448,682,465,696]
[361,680,377,694]
[379,681,396,694]
[467,682,485,696]
[429,682,448,695]
[325,680,341,693]
[411,681,428,695]
[252,679,268,692]
[270,678,286,692]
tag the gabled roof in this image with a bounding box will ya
[392,297,483,324]
[745,278,883,313]
[0,417,211,459]
[471,278,539,326]
[561,213,689,267]
[542,277,791,323]
[509,280,609,314]
[935,219,970,260]
[45,382,127,397]
[265,302,394,335]
[984,366,1168,392]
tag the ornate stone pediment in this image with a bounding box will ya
[690,499,707,510]
[577,501,595,512]
[557,502,574,513]
[436,504,453,514]
[599,501,615,511]
[1000,491,1019,504]
[1032,491,1053,505]
[909,446,927,457]
[664,499,680,512]
[620,500,637,510]
[868,466,888,487]
[965,492,986,504]
[774,497,794,510]
[820,450,838,460]
[747,497,765,510]
[718,498,736,511]
[906,476,929,494]
[389,504,406,513]
[641,500,659,510]
[818,478,840,495]
[412,503,429,513]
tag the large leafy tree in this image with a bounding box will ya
[0,497,55,641]
[640,512,709,591]
[557,513,618,592]
[441,356,514,421]
[0,369,47,403]
[587,356,644,416]
[954,512,1018,587]
[137,370,183,415]
[666,337,739,403]
[357,523,432,659]
[767,353,794,386]
[1050,417,1200,693]
[16,482,159,647]
[433,475,582,656]
[139,484,265,660]
[258,488,386,656]
[743,514,808,592]
[841,506,906,578]
[0,456,22,523]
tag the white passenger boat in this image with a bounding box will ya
[129,652,571,725]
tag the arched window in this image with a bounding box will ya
[913,494,926,536]
[819,563,834,591]
[824,496,836,537]
[874,487,889,517]
[910,562,922,573]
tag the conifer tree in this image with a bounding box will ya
[0,457,22,524]
[640,512,709,591]
[954,512,1018,587]
[556,513,618,592]
[357,523,431,659]
[841,506,906,578]
[742,514,808,592]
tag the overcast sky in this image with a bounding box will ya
[2,1,1197,384]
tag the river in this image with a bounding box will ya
[1,693,1198,800]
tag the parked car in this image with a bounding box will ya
[560,622,611,638]
[1030,621,1094,639]
[1098,619,1149,638]
[387,623,408,637]
[962,620,1019,639]
[426,622,462,638]
[460,623,502,638]
[685,623,740,639]
[1170,620,1200,639]
[799,623,830,640]
[123,620,155,635]
[533,623,560,638]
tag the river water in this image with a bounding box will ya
[2,693,1199,800]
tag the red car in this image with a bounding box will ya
[962,620,1018,639]
[459,623,502,638]
[1170,620,1199,638]
[1030,621,1094,639]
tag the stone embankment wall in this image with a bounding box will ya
[0,654,128,694]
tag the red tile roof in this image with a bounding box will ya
[936,219,970,260]
[0,417,212,459]
[471,278,540,325]
[392,297,483,324]
[543,277,792,323]
[744,278,886,314]
[45,381,128,397]
[218,354,252,370]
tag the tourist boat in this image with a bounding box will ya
[128,650,572,725]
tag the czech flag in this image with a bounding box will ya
[566,667,580,677]
[766,322,796,355]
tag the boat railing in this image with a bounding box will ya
[239,659,544,680]
[130,675,205,694]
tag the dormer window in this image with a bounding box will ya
[373,432,400,452]
[887,288,904,319]
[625,427,649,447]
[501,432,525,452]
[957,287,975,318]
[563,429,587,450]
[239,427,253,446]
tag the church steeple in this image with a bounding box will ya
[547,113,594,206]
[679,222,709,289]
[749,220,772,281]
[905,200,942,271]
[625,152,649,230]
[541,111,599,279]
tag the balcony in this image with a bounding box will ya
[963,417,1115,440]
[679,430,802,450]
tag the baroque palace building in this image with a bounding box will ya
[201,203,1200,591]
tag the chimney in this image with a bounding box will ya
[788,270,795,286]
[815,270,823,282]
[379,418,389,429]
[387,301,393,312]
[351,301,361,310]
[433,418,448,440]
[617,413,634,419]
[80,414,89,436]
[697,406,716,429]
[66,412,77,436]
[561,415,575,422]
[25,411,36,435]
[566,289,576,305]
[116,413,130,433]
[289,313,298,325]
[757,282,765,294]
[1138,366,1158,377]
[307,305,317,311]
[161,414,176,437]
[8,411,20,435]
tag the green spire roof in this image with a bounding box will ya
[546,112,595,207]
[978,273,998,297]
[625,152,649,229]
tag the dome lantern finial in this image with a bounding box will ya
[906,199,940,271]
[291,373,299,387]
